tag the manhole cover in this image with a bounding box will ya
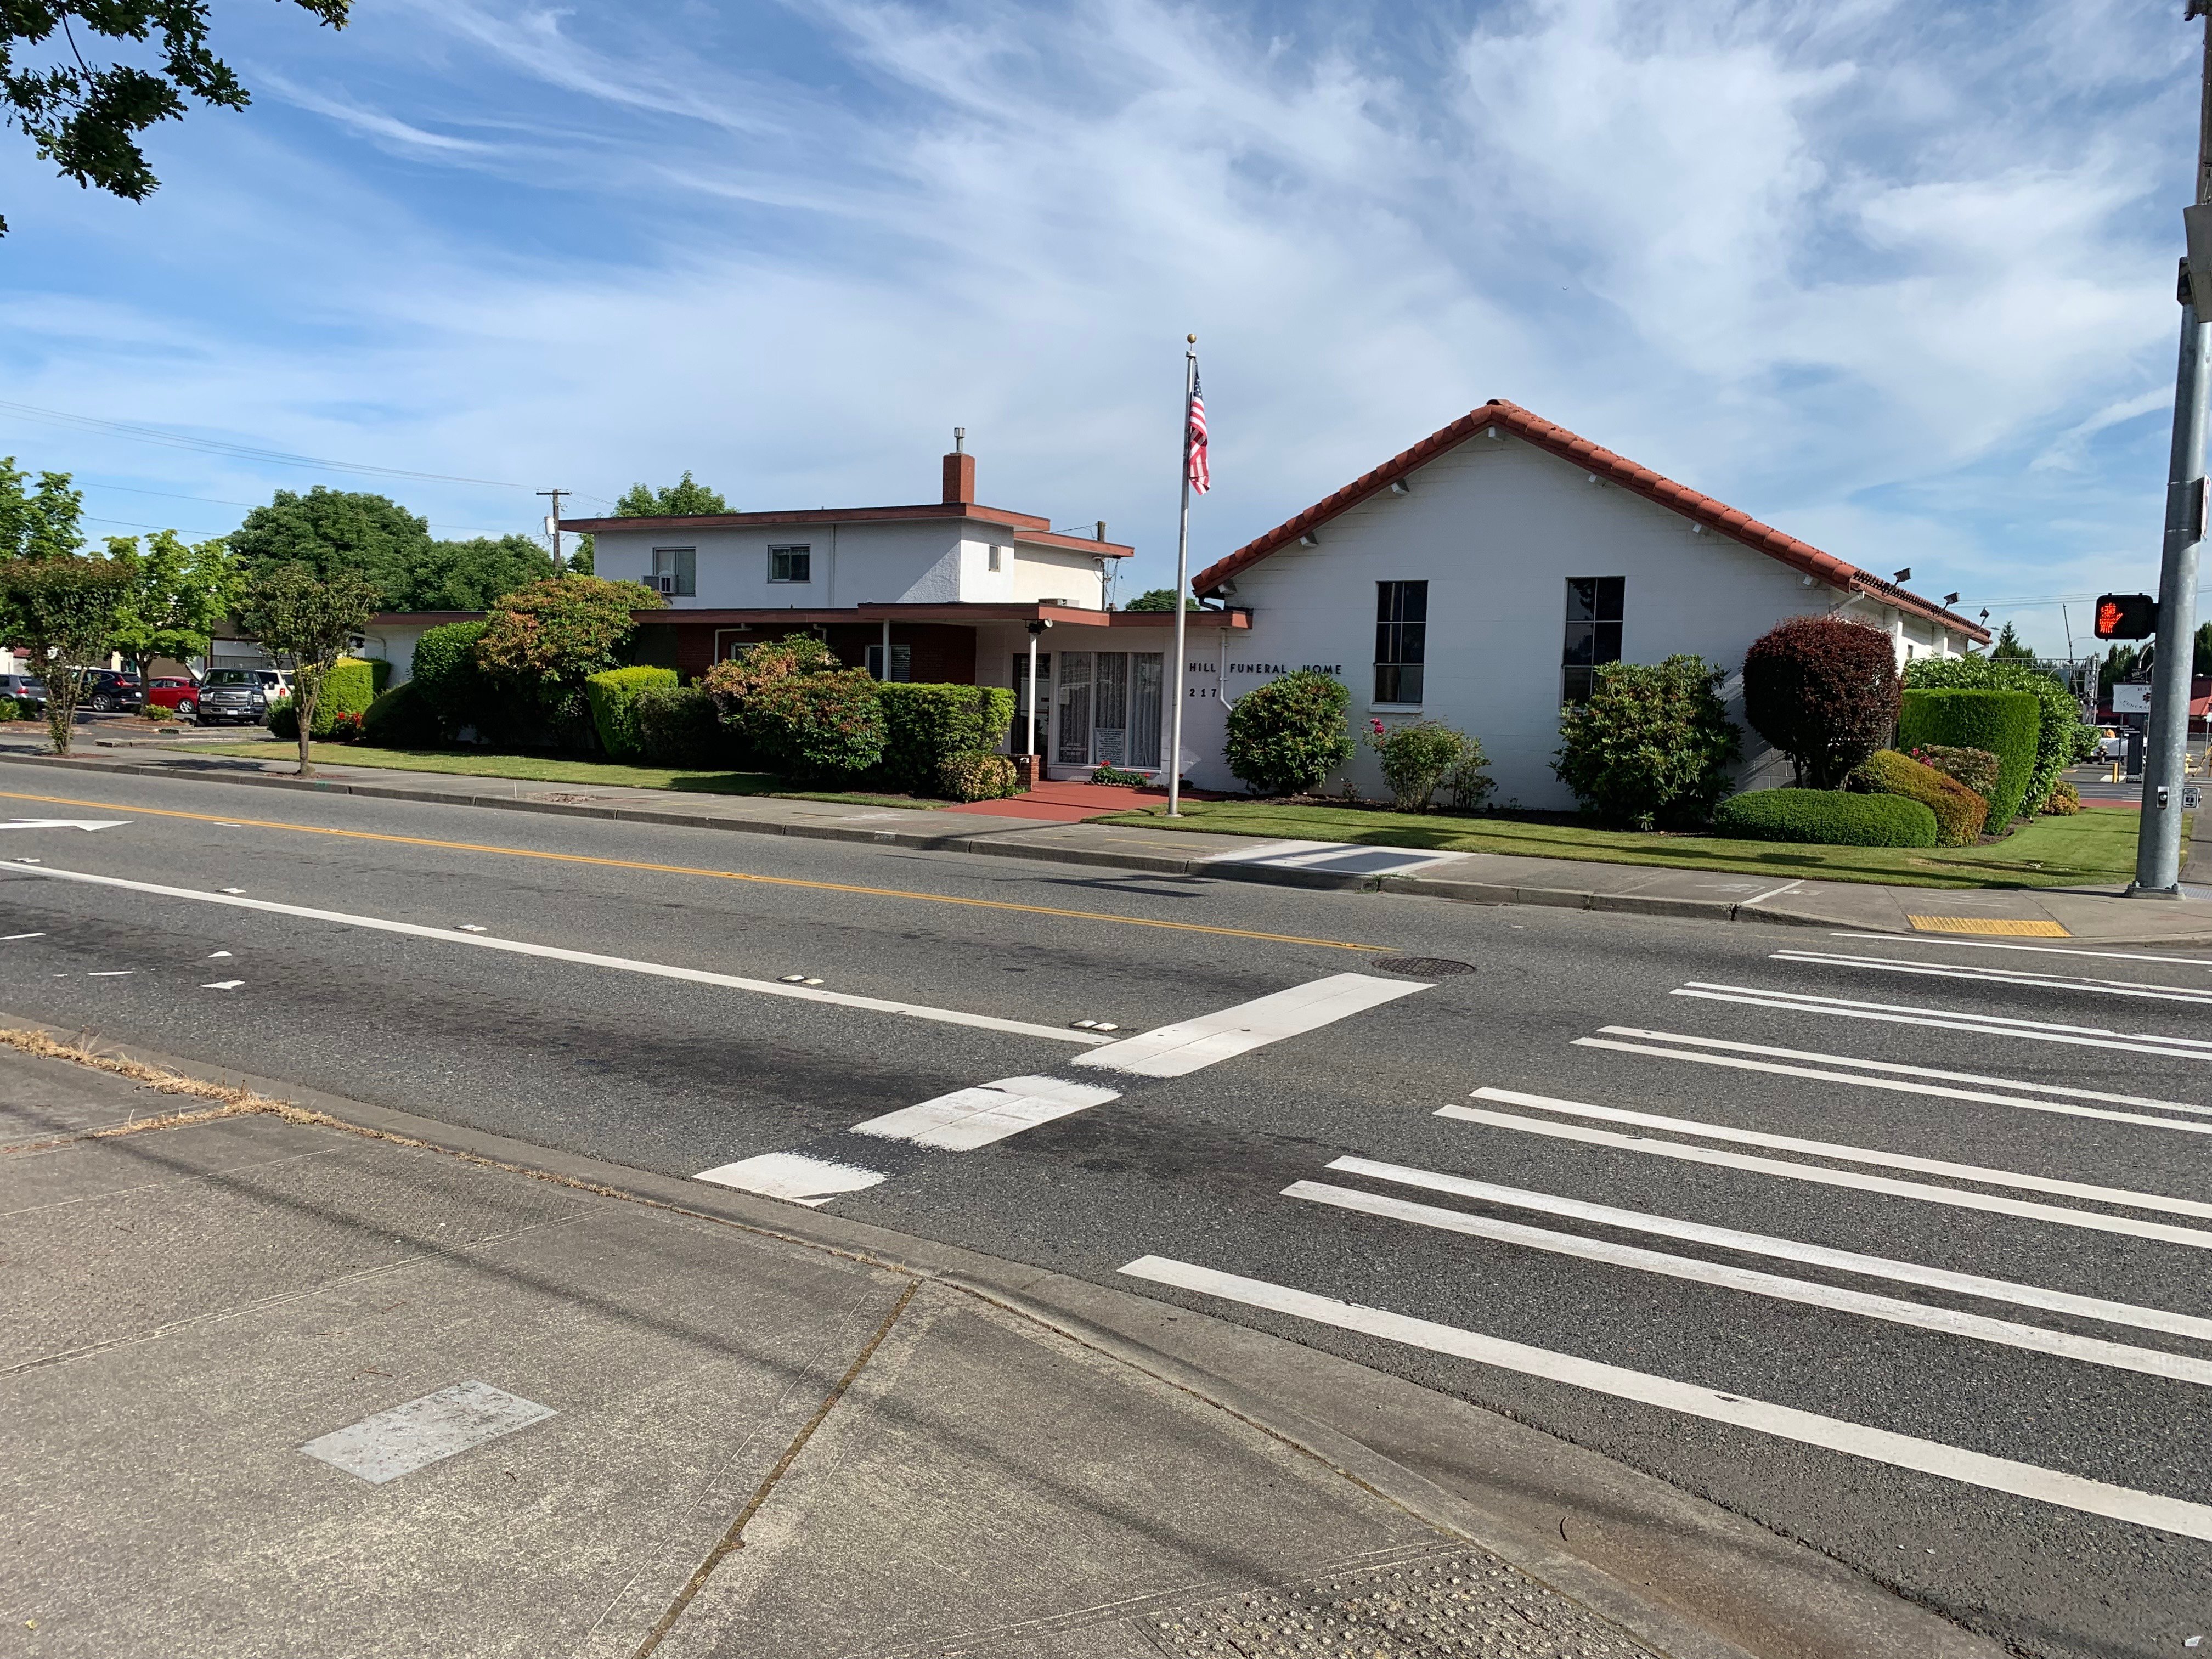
[1367,956,1475,978]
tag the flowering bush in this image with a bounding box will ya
[1365,718,1470,812]
[2041,779,2082,816]
[327,709,365,743]
[1090,765,1147,787]
[476,575,664,742]
[1906,743,2000,802]
[938,750,1020,801]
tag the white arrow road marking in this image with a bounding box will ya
[0,819,129,831]
[1119,1256,2212,1543]
[3,862,1110,1046]
[201,980,245,990]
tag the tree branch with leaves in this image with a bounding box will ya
[0,553,131,753]
[236,561,378,777]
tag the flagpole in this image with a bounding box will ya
[1167,337,1196,816]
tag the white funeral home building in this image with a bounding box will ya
[1179,400,1990,809]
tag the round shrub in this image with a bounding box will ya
[410,619,492,738]
[2041,780,2082,816]
[1226,670,1353,795]
[1364,718,1469,811]
[747,669,886,780]
[1553,656,1741,828]
[1712,788,1938,847]
[634,685,727,767]
[1904,657,2093,814]
[584,664,677,759]
[1742,617,1900,789]
[1849,749,1986,846]
[1906,743,2000,802]
[937,750,1019,801]
[360,680,442,748]
[1897,689,2040,827]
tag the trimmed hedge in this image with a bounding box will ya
[411,619,492,739]
[1712,788,1938,847]
[937,750,1020,801]
[360,680,442,748]
[633,684,725,766]
[748,669,887,780]
[321,656,385,722]
[585,665,678,759]
[1908,743,1999,801]
[1897,689,2039,827]
[877,682,1015,792]
[1225,669,1354,795]
[1850,749,1987,846]
[1903,657,2094,815]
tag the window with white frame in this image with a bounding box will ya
[769,544,811,584]
[988,545,1003,572]
[651,547,696,597]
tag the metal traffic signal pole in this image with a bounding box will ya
[2135,2,2212,895]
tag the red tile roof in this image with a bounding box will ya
[1190,400,1991,644]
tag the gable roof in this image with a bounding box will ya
[1191,399,1990,643]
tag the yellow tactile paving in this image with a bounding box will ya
[1906,916,2072,938]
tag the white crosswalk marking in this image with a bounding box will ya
[1673,983,2212,1061]
[1285,1180,2212,1387]
[693,1152,885,1206]
[1073,973,1429,1078]
[1119,1256,2212,1543]
[1321,1155,2212,1342]
[851,1076,1121,1150]
[1769,949,2212,1007]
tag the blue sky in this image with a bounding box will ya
[0,0,2200,652]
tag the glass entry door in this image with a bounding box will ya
[1009,652,1051,755]
[1054,652,1163,770]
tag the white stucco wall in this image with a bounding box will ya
[1177,431,1973,808]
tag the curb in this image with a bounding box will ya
[0,1014,2002,1659]
[6,747,2210,946]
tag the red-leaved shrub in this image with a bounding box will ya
[1742,617,1900,789]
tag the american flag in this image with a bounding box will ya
[1186,368,1210,495]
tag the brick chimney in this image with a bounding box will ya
[942,427,975,505]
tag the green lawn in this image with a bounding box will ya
[177,740,940,810]
[1098,798,2162,890]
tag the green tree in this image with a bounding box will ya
[616,472,729,517]
[2196,621,2211,679]
[0,455,83,558]
[0,554,131,753]
[105,530,240,682]
[1988,621,2035,661]
[2101,644,2144,704]
[475,575,664,744]
[406,534,554,611]
[2,2,348,236]
[237,562,379,777]
[229,486,430,605]
[1122,588,1195,612]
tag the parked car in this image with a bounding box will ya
[143,676,202,720]
[77,669,143,712]
[0,673,47,711]
[195,669,272,726]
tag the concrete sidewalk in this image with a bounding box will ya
[3,735,2209,946]
[0,1034,1998,1659]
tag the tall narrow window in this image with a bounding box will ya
[1562,577,1624,702]
[651,547,696,597]
[769,545,811,584]
[1374,580,1427,705]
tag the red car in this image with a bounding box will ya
[143,677,203,720]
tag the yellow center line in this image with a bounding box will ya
[0,787,1386,953]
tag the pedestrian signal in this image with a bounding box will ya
[2094,594,2157,640]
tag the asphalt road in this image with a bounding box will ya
[1,758,2208,1659]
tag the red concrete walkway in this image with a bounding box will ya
[942,778,1178,823]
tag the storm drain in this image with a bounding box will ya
[1138,1545,1654,1658]
[1365,957,1476,979]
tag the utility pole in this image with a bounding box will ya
[537,488,571,573]
[2135,3,2212,895]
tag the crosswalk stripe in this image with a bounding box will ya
[1072,972,1429,1079]
[1575,1037,2212,1137]
[1672,984,2212,1061]
[1465,1087,2212,1222]
[1770,950,2212,1007]
[1118,1255,2212,1542]
[1438,1105,2212,1250]
[693,1151,885,1206]
[1825,932,2212,969]
[1286,1180,2212,1387]
[1322,1155,2212,1342]
[1591,1026,2206,1114]
[850,1076,1120,1150]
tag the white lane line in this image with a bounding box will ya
[1673,984,2212,1062]
[201,980,245,991]
[1119,1256,2212,1543]
[1,931,43,940]
[6,863,1108,1048]
[693,1151,886,1206]
[85,970,132,977]
[1771,950,2212,1007]
[1465,1087,2212,1223]
[301,1381,554,1485]
[1593,1026,2205,1115]
[1827,933,2212,969]
[1576,1038,2212,1137]
[851,1075,1120,1150]
[1440,1105,2212,1251]
[1322,1155,2212,1343]
[1288,1180,2212,1388]
[1073,973,1429,1079]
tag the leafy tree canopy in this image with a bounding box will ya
[104,529,240,672]
[0,553,131,753]
[476,575,664,740]
[1988,621,2035,661]
[408,533,554,611]
[229,487,551,611]
[2198,621,2211,679]
[616,472,729,516]
[2,1,348,236]
[0,455,82,558]
[1122,588,1196,612]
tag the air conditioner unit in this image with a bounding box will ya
[651,574,678,595]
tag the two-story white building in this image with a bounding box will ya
[1177,399,1990,808]
[563,438,1248,774]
